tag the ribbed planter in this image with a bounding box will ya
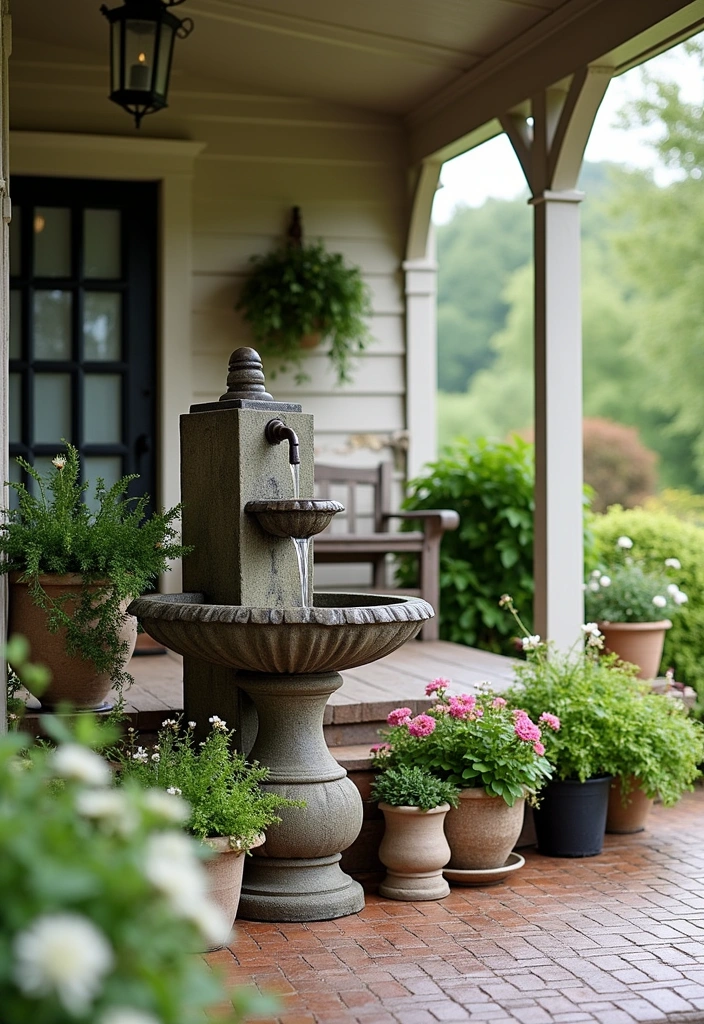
[444,788,525,870]
[202,833,265,950]
[598,619,672,680]
[9,573,137,710]
[377,802,451,901]
[606,776,654,834]
[533,776,611,857]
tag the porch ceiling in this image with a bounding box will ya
[11,0,704,161]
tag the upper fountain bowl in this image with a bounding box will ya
[245,499,344,539]
[127,592,434,675]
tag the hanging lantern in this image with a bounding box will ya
[101,0,194,128]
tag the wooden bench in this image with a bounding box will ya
[314,462,460,641]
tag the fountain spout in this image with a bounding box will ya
[265,418,300,465]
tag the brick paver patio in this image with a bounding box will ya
[208,788,704,1024]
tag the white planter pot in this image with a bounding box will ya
[202,833,265,949]
[377,802,451,901]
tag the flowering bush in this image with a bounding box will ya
[373,679,555,806]
[115,717,301,846]
[584,535,687,623]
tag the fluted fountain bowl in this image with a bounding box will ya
[127,592,434,675]
[245,499,344,539]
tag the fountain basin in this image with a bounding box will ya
[127,592,433,675]
[245,499,344,539]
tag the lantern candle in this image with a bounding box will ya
[129,52,151,89]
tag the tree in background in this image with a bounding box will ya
[583,418,657,512]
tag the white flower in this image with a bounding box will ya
[588,580,600,592]
[591,569,601,578]
[652,595,667,609]
[151,753,160,762]
[51,456,67,470]
[99,1010,162,1024]
[521,635,542,651]
[13,913,114,1015]
[617,536,633,549]
[161,719,178,729]
[132,747,148,763]
[674,591,688,605]
[665,558,681,569]
[586,632,604,649]
[143,832,207,916]
[581,622,601,635]
[142,788,189,823]
[599,575,611,587]
[75,789,137,835]
[208,715,227,731]
[187,721,196,729]
[51,745,111,787]
[667,583,680,596]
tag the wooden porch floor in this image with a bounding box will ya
[120,640,518,730]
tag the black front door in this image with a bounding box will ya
[8,176,157,509]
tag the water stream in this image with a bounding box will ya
[290,462,300,500]
[292,536,311,607]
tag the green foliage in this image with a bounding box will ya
[609,693,704,805]
[371,764,459,811]
[398,437,536,652]
[0,444,189,694]
[6,634,51,729]
[0,659,271,1022]
[584,537,687,623]
[590,507,704,701]
[236,241,372,385]
[644,488,704,528]
[583,418,657,513]
[377,685,553,806]
[116,717,302,845]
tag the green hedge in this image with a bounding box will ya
[590,506,704,700]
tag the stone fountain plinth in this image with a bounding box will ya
[129,348,434,922]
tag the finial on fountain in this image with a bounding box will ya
[219,347,274,403]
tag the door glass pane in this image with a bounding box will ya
[33,290,72,359]
[9,374,21,443]
[10,291,22,359]
[34,207,71,277]
[84,210,121,279]
[83,292,121,360]
[34,374,71,442]
[10,205,20,276]
[7,458,22,511]
[84,456,123,511]
[29,456,56,498]
[84,374,121,443]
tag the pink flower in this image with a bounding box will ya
[533,741,546,756]
[492,697,507,708]
[539,712,561,731]
[426,677,450,696]
[370,743,391,754]
[407,714,436,738]
[514,713,541,743]
[387,707,412,727]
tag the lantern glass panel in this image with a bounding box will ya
[110,20,122,92]
[125,20,156,91]
[154,21,176,99]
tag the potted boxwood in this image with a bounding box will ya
[0,443,188,711]
[115,715,302,947]
[585,536,688,678]
[371,764,458,901]
[374,679,555,872]
[236,211,372,385]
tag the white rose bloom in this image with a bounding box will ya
[99,1010,162,1024]
[665,558,681,569]
[143,832,207,916]
[599,576,611,587]
[674,591,688,605]
[617,536,633,549]
[52,745,111,787]
[142,788,190,823]
[652,595,667,609]
[13,913,114,1015]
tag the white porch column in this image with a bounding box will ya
[501,67,611,647]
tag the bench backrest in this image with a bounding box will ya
[315,462,393,534]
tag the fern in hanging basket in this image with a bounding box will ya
[236,241,372,385]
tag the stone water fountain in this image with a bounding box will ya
[129,348,433,921]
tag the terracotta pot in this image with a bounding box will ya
[202,833,265,949]
[606,776,654,834]
[598,619,672,680]
[299,331,322,350]
[444,788,525,870]
[9,573,138,710]
[377,802,451,901]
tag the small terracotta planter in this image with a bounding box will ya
[298,331,322,350]
[9,573,137,710]
[202,833,265,949]
[606,776,654,834]
[444,788,525,870]
[598,619,672,680]
[377,802,451,901]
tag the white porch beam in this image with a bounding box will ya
[502,66,610,648]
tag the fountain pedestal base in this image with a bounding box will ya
[236,671,365,921]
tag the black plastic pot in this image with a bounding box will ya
[533,776,612,857]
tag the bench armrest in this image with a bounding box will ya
[383,509,460,533]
